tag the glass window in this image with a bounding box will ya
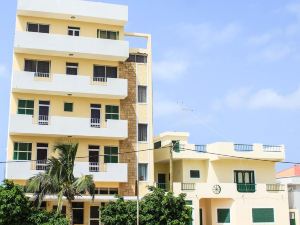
[138,86,147,103]
[97,29,119,40]
[27,23,49,33]
[172,140,180,152]
[104,146,118,163]
[13,142,32,160]
[217,209,230,223]
[66,62,78,75]
[252,208,274,223]
[93,65,117,81]
[18,100,34,115]
[138,163,148,181]
[109,188,118,195]
[72,202,84,224]
[24,59,50,77]
[64,102,73,112]
[138,124,148,142]
[68,26,80,36]
[90,206,99,225]
[234,170,255,184]
[105,105,119,120]
[190,170,200,178]
[154,141,162,149]
[126,54,147,63]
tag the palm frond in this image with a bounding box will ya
[73,175,95,199]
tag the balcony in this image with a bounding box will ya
[266,183,285,192]
[14,31,129,61]
[12,71,128,99]
[17,0,128,25]
[9,114,128,140]
[6,161,128,182]
[236,183,256,193]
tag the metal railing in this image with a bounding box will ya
[90,118,101,128]
[234,144,253,152]
[38,115,49,125]
[263,145,282,152]
[156,183,169,191]
[181,183,195,190]
[92,77,107,83]
[266,184,285,192]
[34,72,51,78]
[195,145,207,152]
[236,183,256,193]
[33,160,48,171]
[89,162,100,172]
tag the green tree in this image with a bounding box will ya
[27,143,95,225]
[0,180,68,225]
[100,187,192,225]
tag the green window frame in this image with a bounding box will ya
[104,146,118,163]
[13,142,32,160]
[64,102,73,112]
[18,100,34,115]
[217,209,230,223]
[105,105,119,120]
[252,208,274,223]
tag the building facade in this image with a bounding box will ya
[154,132,290,225]
[277,166,300,225]
[5,0,153,224]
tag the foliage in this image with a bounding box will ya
[0,180,68,225]
[27,143,95,225]
[101,187,192,225]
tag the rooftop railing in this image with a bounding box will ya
[234,144,253,152]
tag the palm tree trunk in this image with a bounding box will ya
[67,200,73,225]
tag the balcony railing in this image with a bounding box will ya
[156,183,169,191]
[181,183,195,191]
[92,77,107,83]
[33,160,48,171]
[266,184,285,192]
[236,183,256,193]
[263,145,282,152]
[34,72,51,78]
[234,144,253,152]
[195,145,207,152]
[90,118,101,128]
[89,162,99,172]
[38,115,49,125]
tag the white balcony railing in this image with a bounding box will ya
[12,71,128,99]
[10,114,128,140]
[14,31,129,61]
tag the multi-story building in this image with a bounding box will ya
[154,132,290,225]
[277,166,300,225]
[5,0,153,224]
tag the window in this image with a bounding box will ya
[93,65,117,81]
[190,170,200,178]
[13,142,32,160]
[252,208,274,223]
[154,141,162,149]
[104,146,118,163]
[138,163,148,181]
[90,206,100,225]
[172,140,180,152]
[234,170,255,184]
[53,205,66,216]
[105,105,119,120]
[217,209,230,223]
[18,99,34,115]
[94,188,118,195]
[64,102,73,112]
[24,59,50,77]
[138,86,147,103]
[27,23,49,33]
[72,202,84,224]
[126,54,148,63]
[138,124,148,142]
[68,26,80,36]
[66,63,78,75]
[97,29,119,40]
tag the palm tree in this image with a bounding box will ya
[27,143,95,225]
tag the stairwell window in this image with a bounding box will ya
[27,23,49,33]
[105,105,119,120]
[138,124,148,142]
[138,163,148,181]
[97,29,119,40]
[126,54,148,63]
[68,26,80,36]
[66,62,78,75]
[18,99,34,115]
[138,86,147,103]
[13,142,32,160]
[104,146,118,163]
[24,59,50,77]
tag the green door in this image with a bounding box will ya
[200,209,203,225]
[290,212,296,225]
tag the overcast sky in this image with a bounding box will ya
[1,0,300,179]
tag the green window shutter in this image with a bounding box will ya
[64,102,73,112]
[217,209,230,223]
[252,208,274,223]
[172,140,180,152]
